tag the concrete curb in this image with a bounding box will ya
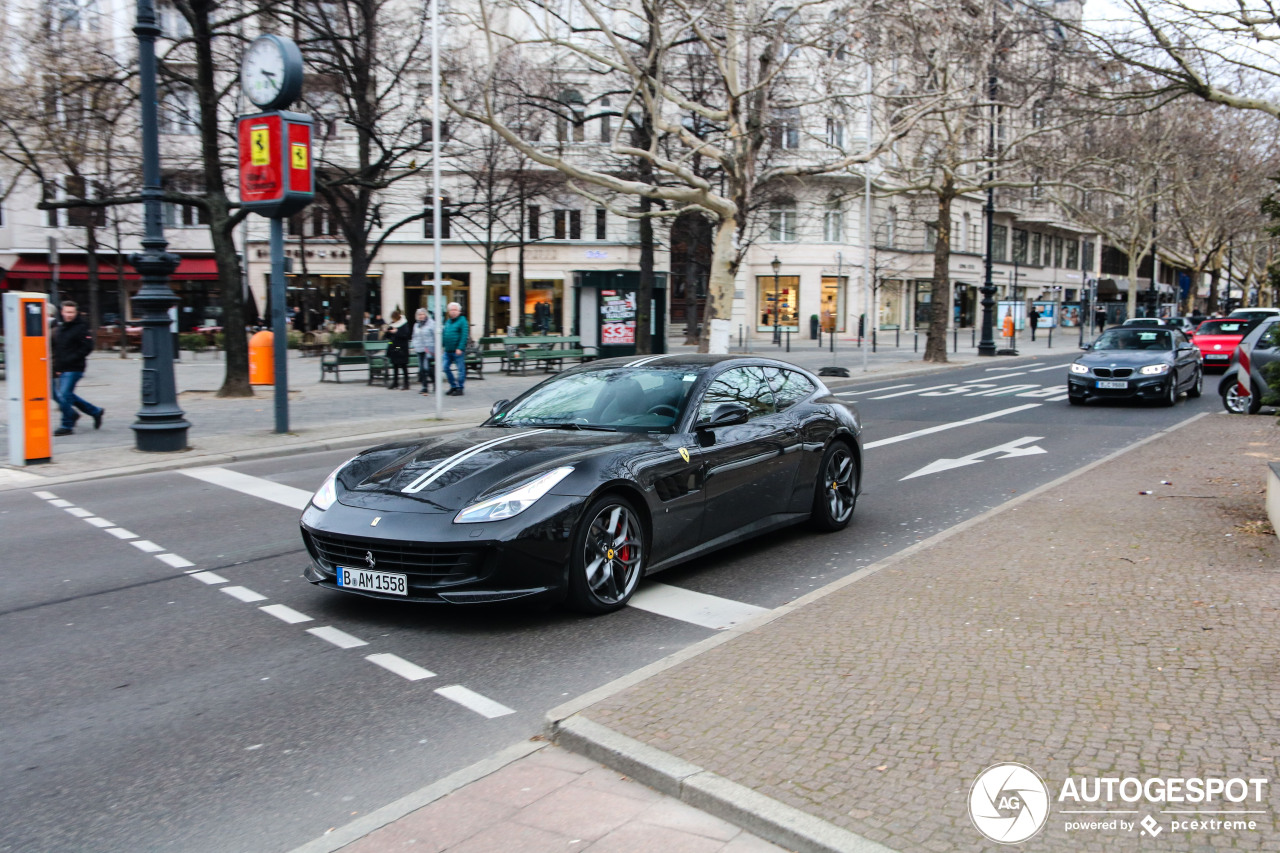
[547,409,1212,853]
[284,738,547,853]
[0,417,486,491]
[553,716,896,853]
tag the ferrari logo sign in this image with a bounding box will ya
[250,126,270,165]
[678,447,690,463]
[291,142,308,170]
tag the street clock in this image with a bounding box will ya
[240,34,303,110]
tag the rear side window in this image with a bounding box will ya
[763,367,816,411]
[697,367,776,422]
[1258,323,1280,350]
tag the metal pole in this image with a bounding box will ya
[48,236,60,307]
[1149,177,1158,317]
[270,217,288,433]
[431,0,444,418]
[862,59,872,374]
[128,0,188,451]
[773,268,780,345]
[977,13,998,357]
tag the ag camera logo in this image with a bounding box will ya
[969,763,1051,844]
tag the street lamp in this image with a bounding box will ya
[771,255,782,346]
[128,0,189,451]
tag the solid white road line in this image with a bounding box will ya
[190,571,228,585]
[156,553,195,569]
[84,517,114,528]
[628,583,769,631]
[105,527,137,540]
[986,364,1027,372]
[366,653,436,681]
[34,491,58,500]
[966,372,1025,382]
[307,626,369,649]
[836,384,913,397]
[65,507,94,518]
[1028,363,1072,373]
[47,498,73,508]
[130,539,165,553]
[434,685,516,719]
[868,383,956,399]
[182,467,313,510]
[260,604,313,624]
[221,586,267,603]
[863,403,1043,450]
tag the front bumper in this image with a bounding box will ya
[299,494,584,604]
[1068,374,1173,400]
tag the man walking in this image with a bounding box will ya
[50,300,104,436]
[1028,306,1040,341]
[441,302,469,396]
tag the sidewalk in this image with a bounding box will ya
[290,413,1278,853]
[0,328,1072,489]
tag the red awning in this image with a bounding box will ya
[6,256,220,281]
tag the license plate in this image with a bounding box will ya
[337,567,407,596]
[1096,380,1128,389]
[1206,354,1228,361]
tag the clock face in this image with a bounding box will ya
[242,36,296,108]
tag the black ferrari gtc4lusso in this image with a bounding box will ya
[300,355,863,614]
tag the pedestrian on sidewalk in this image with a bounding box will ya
[50,300,104,437]
[384,310,412,389]
[1028,306,1040,341]
[442,302,469,396]
[1094,306,1107,331]
[410,307,435,394]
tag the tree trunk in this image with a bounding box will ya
[1207,267,1221,314]
[924,192,952,363]
[86,224,101,346]
[212,206,252,397]
[637,194,654,355]
[1126,252,1140,319]
[685,248,701,346]
[347,240,371,342]
[699,215,738,353]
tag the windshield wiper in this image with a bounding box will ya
[534,422,618,432]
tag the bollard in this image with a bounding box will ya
[896,327,901,348]
[971,327,976,347]
[872,330,877,353]
[953,327,959,353]
[739,324,743,350]
[914,331,918,353]
[786,329,791,352]
[830,327,835,352]
[1048,326,1053,349]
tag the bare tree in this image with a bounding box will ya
[447,0,919,351]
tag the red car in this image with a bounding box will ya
[1192,318,1256,372]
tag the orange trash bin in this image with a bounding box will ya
[249,330,274,385]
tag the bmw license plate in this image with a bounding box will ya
[1096,380,1128,389]
[337,567,407,596]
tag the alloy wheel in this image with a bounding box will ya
[1223,384,1256,414]
[582,503,643,605]
[825,446,857,524]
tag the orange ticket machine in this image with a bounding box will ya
[4,292,53,465]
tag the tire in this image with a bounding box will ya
[567,494,646,614]
[1222,382,1261,415]
[1161,373,1179,407]
[1068,394,1086,406]
[1187,366,1203,399]
[809,441,859,532]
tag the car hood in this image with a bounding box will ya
[1076,349,1173,367]
[335,426,657,512]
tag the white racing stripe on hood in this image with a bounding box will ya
[400,429,552,494]
[625,354,676,367]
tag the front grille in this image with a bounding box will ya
[1093,368,1133,378]
[306,530,482,583]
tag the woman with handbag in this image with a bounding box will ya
[384,310,412,389]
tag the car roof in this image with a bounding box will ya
[571,353,809,372]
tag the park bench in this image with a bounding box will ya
[501,335,596,375]
[320,340,389,383]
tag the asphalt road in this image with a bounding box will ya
[0,353,1217,853]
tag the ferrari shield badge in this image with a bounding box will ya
[678,447,690,463]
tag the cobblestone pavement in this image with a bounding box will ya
[579,414,1280,852]
[335,744,783,853]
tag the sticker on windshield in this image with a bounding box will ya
[683,374,697,382]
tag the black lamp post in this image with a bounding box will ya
[771,255,782,345]
[128,0,189,451]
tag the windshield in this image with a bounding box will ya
[1092,329,1173,351]
[1196,320,1252,336]
[494,366,703,432]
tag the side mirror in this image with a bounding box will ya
[1080,344,1092,351]
[695,402,751,430]
[490,399,511,417]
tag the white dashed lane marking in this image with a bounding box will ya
[182,466,312,510]
[1028,363,1073,373]
[105,527,137,540]
[47,498,73,508]
[434,685,516,719]
[260,604,313,624]
[157,553,195,569]
[307,626,369,649]
[84,517,114,528]
[835,383,913,397]
[191,572,228,585]
[130,539,166,553]
[65,507,94,518]
[864,404,1043,449]
[221,586,268,603]
[366,653,436,681]
[33,491,58,500]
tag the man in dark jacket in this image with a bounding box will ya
[50,300,104,436]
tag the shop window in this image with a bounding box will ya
[756,274,800,331]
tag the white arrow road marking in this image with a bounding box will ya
[901,436,1047,480]
[836,383,914,397]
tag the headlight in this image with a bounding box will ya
[1070,363,1089,375]
[1139,364,1170,375]
[311,457,356,511]
[454,467,575,524]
